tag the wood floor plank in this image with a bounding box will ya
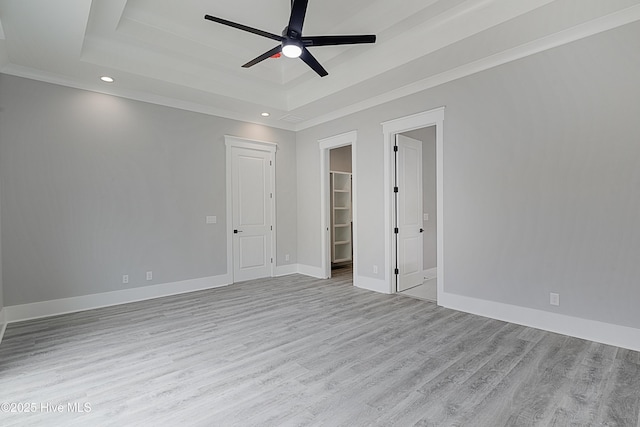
[1,271,639,426]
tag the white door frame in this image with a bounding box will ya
[319,131,358,279]
[382,108,444,297]
[225,135,277,282]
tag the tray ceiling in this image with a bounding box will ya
[1,0,639,130]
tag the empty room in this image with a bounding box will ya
[1,0,640,425]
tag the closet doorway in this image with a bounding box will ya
[319,131,358,281]
[329,146,353,277]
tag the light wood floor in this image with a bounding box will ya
[1,271,639,426]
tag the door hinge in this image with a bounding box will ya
[393,145,398,152]
[270,193,273,198]
[394,186,399,193]
[270,160,272,166]
[394,268,399,275]
[271,258,273,263]
[394,227,399,234]
[270,225,273,231]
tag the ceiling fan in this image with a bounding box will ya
[204,0,376,77]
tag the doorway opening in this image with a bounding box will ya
[395,127,437,301]
[329,145,353,278]
[319,131,357,281]
[382,108,444,300]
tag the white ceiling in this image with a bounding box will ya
[1,0,640,130]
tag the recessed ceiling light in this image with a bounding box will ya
[100,76,114,83]
[261,112,270,117]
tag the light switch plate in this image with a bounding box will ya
[423,213,429,221]
[206,216,217,224]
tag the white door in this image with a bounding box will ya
[231,147,273,281]
[396,134,423,292]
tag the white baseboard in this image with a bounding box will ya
[423,267,437,281]
[3,264,329,325]
[439,291,640,352]
[5,273,232,324]
[274,264,298,277]
[0,308,6,346]
[354,275,392,294]
[297,264,326,279]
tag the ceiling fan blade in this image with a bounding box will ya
[287,0,309,37]
[300,47,328,77]
[302,35,376,47]
[242,45,283,68]
[204,15,283,42]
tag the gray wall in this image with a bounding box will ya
[330,145,352,173]
[0,177,3,311]
[296,21,640,329]
[403,127,437,271]
[0,75,297,306]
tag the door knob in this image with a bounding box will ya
[419,228,424,233]
[234,229,243,234]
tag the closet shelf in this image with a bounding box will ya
[331,171,352,264]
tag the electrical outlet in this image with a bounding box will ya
[122,275,129,284]
[146,271,153,281]
[373,265,378,274]
[550,293,560,306]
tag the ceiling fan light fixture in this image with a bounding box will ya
[204,1,376,77]
[282,41,302,58]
